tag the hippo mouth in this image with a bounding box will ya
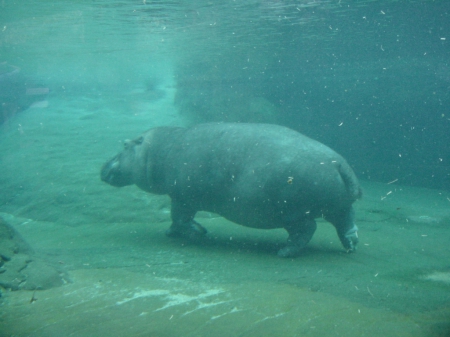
[100,159,117,184]
[101,157,129,187]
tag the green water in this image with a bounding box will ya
[1,1,449,336]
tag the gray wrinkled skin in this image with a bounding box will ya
[101,123,361,257]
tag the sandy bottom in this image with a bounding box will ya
[0,93,449,336]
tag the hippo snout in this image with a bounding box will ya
[100,157,117,183]
[100,156,130,187]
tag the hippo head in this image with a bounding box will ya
[101,135,148,188]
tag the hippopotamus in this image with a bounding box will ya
[101,123,361,257]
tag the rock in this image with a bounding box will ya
[0,216,70,291]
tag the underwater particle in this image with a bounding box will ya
[406,215,440,224]
[422,271,450,284]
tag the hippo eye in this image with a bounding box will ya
[134,136,144,145]
[123,139,132,148]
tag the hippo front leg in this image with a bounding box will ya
[278,219,317,258]
[165,200,207,241]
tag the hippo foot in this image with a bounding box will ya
[165,220,207,241]
[277,244,305,258]
[342,225,359,253]
[277,228,312,258]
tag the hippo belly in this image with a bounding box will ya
[101,123,361,257]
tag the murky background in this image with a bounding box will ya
[1,1,449,336]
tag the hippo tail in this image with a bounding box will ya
[338,162,362,201]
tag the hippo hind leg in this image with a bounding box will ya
[166,200,207,241]
[278,219,317,258]
[327,206,359,253]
